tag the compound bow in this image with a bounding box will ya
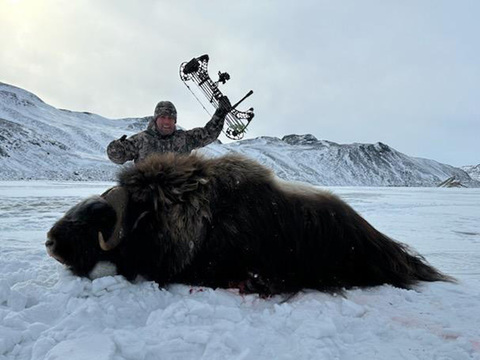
[179,54,254,140]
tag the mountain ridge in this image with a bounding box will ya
[1,81,478,187]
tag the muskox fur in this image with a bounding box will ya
[46,153,453,295]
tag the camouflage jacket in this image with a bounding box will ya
[107,109,226,164]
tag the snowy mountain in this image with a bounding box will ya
[462,164,480,181]
[0,82,148,181]
[1,81,478,187]
[201,135,478,187]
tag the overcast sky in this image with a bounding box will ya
[1,0,479,166]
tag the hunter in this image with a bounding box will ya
[107,96,231,164]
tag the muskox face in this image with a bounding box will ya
[46,196,117,276]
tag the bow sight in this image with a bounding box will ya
[179,54,254,140]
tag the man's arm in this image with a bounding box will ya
[185,96,231,149]
[107,135,138,164]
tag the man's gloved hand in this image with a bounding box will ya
[117,135,135,153]
[217,96,232,117]
[107,134,135,163]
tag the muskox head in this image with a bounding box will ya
[46,187,128,276]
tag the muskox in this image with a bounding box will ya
[46,153,453,295]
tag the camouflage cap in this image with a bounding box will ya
[154,101,177,122]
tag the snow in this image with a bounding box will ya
[1,181,480,359]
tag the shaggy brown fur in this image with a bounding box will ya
[46,153,454,295]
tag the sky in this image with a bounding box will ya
[1,0,479,167]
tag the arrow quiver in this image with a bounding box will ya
[179,54,254,140]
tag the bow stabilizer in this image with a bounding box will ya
[180,54,254,140]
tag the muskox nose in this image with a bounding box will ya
[45,237,65,264]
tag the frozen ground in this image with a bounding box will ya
[1,181,480,360]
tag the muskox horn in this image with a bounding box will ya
[98,231,108,251]
[98,186,128,251]
[98,231,123,251]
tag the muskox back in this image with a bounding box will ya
[47,153,453,295]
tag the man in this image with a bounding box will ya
[107,97,231,164]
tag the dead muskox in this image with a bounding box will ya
[46,153,453,295]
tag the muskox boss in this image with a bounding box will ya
[46,153,453,295]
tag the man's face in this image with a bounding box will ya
[155,116,176,135]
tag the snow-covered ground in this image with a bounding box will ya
[1,181,480,360]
